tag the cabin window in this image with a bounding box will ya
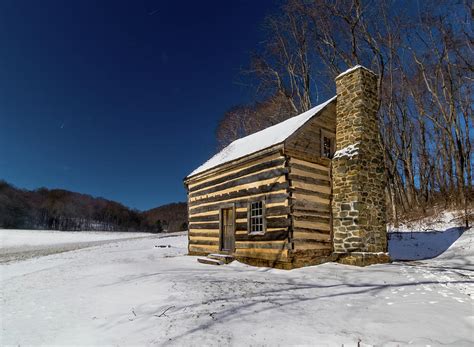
[248,200,265,234]
[323,136,332,158]
[321,130,335,158]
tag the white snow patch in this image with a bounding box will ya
[188,96,336,177]
[0,229,155,263]
[0,229,151,249]
[336,64,375,79]
[332,142,360,159]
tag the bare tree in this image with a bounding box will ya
[217,0,473,222]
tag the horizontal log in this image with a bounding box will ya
[292,242,332,250]
[290,180,331,195]
[235,229,289,241]
[234,248,288,261]
[188,228,218,233]
[289,157,330,171]
[189,157,286,193]
[290,187,330,200]
[190,168,288,199]
[189,222,220,230]
[189,205,290,223]
[291,249,333,259]
[236,217,290,231]
[188,152,284,190]
[293,227,331,235]
[235,241,288,250]
[188,245,219,253]
[189,214,219,223]
[292,199,331,212]
[190,175,287,203]
[189,193,288,215]
[189,209,220,218]
[189,182,289,207]
[290,168,329,183]
[290,162,329,178]
[189,235,219,241]
[288,174,330,187]
[189,231,220,238]
[292,210,331,219]
[189,200,289,218]
[293,214,331,224]
[291,184,331,196]
[293,220,331,231]
[284,148,331,167]
[292,231,331,242]
[189,229,289,241]
[189,238,220,246]
[190,217,290,230]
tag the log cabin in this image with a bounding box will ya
[184,65,389,269]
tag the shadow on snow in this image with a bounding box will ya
[388,227,467,261]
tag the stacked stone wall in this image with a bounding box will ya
[331,66,388,264]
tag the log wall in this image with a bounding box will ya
[186,149,291,261]
[185,99,337,268]
[284,102,335,261]
[287,157,332,254]
[284,103,336,161]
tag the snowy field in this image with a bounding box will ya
[1,226,473,345]
[0,229,152,263]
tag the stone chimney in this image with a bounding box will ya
[331,65,389,266]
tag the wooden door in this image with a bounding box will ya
[220,207,235,252]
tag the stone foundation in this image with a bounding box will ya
[190,251,339,269]
[335,252,390,266]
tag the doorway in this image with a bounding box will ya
[220,207,235,252]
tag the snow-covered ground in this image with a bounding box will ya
[1,225,473,346]
[388,210,470,261]
[0,229,152,263]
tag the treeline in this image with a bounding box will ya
[0,180,187,232]
[217,0,473,224]
[142,203,188,233]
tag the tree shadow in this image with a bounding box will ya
[388,227,468,261]
[164,273,472,344]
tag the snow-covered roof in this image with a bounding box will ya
[187,96,336,178]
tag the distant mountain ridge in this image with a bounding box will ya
[0,180,187,232]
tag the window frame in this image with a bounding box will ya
[247,199,266,235]
[320,129,336,159]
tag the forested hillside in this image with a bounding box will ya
[0,181,187,232]
[142,202,188,232]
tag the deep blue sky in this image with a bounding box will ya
[0,0,277,210]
